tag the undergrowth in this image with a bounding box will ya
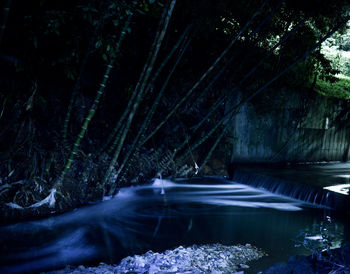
[313,75,350,100]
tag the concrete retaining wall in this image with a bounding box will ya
[229,89,350,163]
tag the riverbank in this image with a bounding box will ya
[45,243,266,273]
[45,244,350,274]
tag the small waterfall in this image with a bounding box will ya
[232,169,349,210]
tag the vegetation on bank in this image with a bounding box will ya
[0,0,349,220]
[312,24,350,99]
[313,75,350,99]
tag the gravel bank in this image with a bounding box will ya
[47,243,266,273]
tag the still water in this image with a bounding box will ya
[0,175,348,273]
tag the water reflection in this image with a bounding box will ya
[0,177,346,273]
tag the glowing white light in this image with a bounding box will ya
[324,184,350,195]
[334,175,350,179]
[305,235,323,241]
[152,178,175,187]
[194,162,199,175]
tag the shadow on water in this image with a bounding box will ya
[0,176,348,273]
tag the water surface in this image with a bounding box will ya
[0,176,347,273]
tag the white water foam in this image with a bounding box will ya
[149,178,305,211]
[324,183,350,195]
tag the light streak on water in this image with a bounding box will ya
[324,183,350,195]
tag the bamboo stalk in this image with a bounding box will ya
[198,123,228,172]
[104,0,177,192]
[104,0,175,155]
[240,16,349,109]
[167,1,284,160]
[111,36,190,187]
[140,0,269,146]
[239,15,310,86]
[104,24,190,154]
[190,16,350,168]
[139,46,231,151]
[141,37,191,140]
[143,26,191,99]
[102,9,170,154]
[127,0,281,175]
[62,12,107,143]
[252,0,284,37]
[173,12,311,162]
[58,61,114,183]
[103,87,138,153]
[172,94,226,160]
[187,0,283,114]
[58,15,132,185]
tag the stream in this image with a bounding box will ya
[0,164,349,273]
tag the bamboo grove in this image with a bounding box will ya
[0,0,349,215]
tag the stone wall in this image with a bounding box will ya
[229,89,350,163]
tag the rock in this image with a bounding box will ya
[148,264,160,273]
[47,243,266,274]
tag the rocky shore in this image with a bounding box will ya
[45,243,350,274]
[46,243,266,274]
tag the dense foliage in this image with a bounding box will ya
[0,0,349,220]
